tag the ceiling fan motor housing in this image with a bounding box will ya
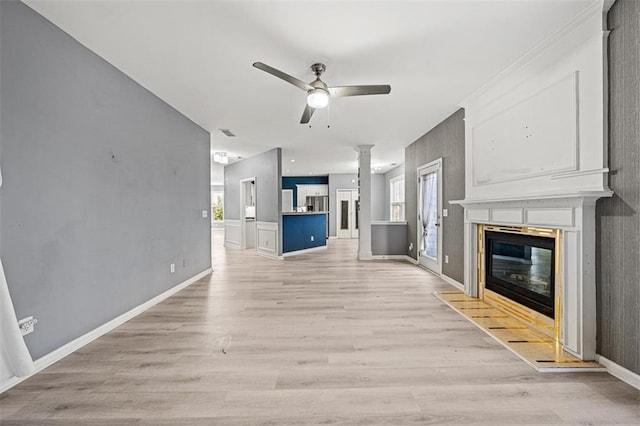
[311,63,326,77]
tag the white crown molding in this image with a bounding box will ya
[459,0,606,108]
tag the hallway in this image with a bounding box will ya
[1,231,638,424]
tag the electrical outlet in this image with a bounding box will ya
[18,316,38,336]
[310,235,314,242]
[170,263,175,274]
[445,255,449,264]
[202,210,208,218]
[409,243,413,251]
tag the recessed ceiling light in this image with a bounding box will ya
[286,169,290,172]
[290,159,296,163]
[308,172,313,175]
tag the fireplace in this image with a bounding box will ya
[485,231,556,318]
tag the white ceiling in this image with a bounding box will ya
[25,0,594,180]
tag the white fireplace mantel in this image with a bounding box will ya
[451,2,613,361]
[451,191,613,361]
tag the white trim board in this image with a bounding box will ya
[595,355,640,390]
[439,274,465,291]
[0,268,212,394]
[371,255,418,265]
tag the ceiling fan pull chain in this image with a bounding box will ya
[327,102,331,128]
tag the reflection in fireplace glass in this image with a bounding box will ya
[485,230,555,318]
[491,243,552,298]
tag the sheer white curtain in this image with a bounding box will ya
[0,165,35,381]
[420,172,437,256]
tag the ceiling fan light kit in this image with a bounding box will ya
[252,61,390,124]
[307,88,329,109]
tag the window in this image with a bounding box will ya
[212,191,224,222]
[390,176,405,221]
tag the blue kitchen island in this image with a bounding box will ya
[282,212,327,256]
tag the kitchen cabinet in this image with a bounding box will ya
[297,184,328,202]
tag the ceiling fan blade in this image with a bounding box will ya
[253,62,313,92]
[328,85,391,98]
[300,104,315,124]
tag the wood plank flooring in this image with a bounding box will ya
[1,230,638,424]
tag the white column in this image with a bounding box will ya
[355,145,374,260]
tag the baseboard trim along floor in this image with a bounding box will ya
[0,267,212,394]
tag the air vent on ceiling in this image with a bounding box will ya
[219,129,236,137]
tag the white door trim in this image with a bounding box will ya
[240,177,257,250]
[417,158,443,274]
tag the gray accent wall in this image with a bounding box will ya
[371,224,408,256]
[223,148,281,222]
[384,164,405,221]
[596,0,640,375]
[405,109,465,283]
[0,1,211,359]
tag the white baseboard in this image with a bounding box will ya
[439,274,465,291]
[371,255,418,265]
[595,354,640,390]
[224,242,240,249]
[0,268,212,394]
[282,245,327,257]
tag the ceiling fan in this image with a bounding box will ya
[253,62,391,124]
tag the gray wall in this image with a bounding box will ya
[384,164,405,221]
[371,174,385,222]
[223,148,281,222]
[405,109,465,283]
[371,224,407,256]
[327,173,385,237]
[0,1,211,359]
[596,0,640,375]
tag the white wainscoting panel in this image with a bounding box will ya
[256,222,278,258]
[224,219,241,248]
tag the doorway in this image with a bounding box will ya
[336,189,359,239]
[240,178,256,250]
[417,159,442,273]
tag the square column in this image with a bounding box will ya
[356,145,374,260]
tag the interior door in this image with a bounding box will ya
[418,159,442,273]
[337,189,359,239]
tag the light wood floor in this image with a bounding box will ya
[1,230,638,425]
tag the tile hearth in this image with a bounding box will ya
[434,290,604,372]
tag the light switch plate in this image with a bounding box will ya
[202,210,208,218]
[443,209,449,217]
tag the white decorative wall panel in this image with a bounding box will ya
[256,222,278,257]
[490,209,524,224]
[224,220,241,247]
[526,208,574,227]
[472,73,578,186]
[466,209,489,222]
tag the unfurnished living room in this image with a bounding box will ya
[0,0,638,424]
